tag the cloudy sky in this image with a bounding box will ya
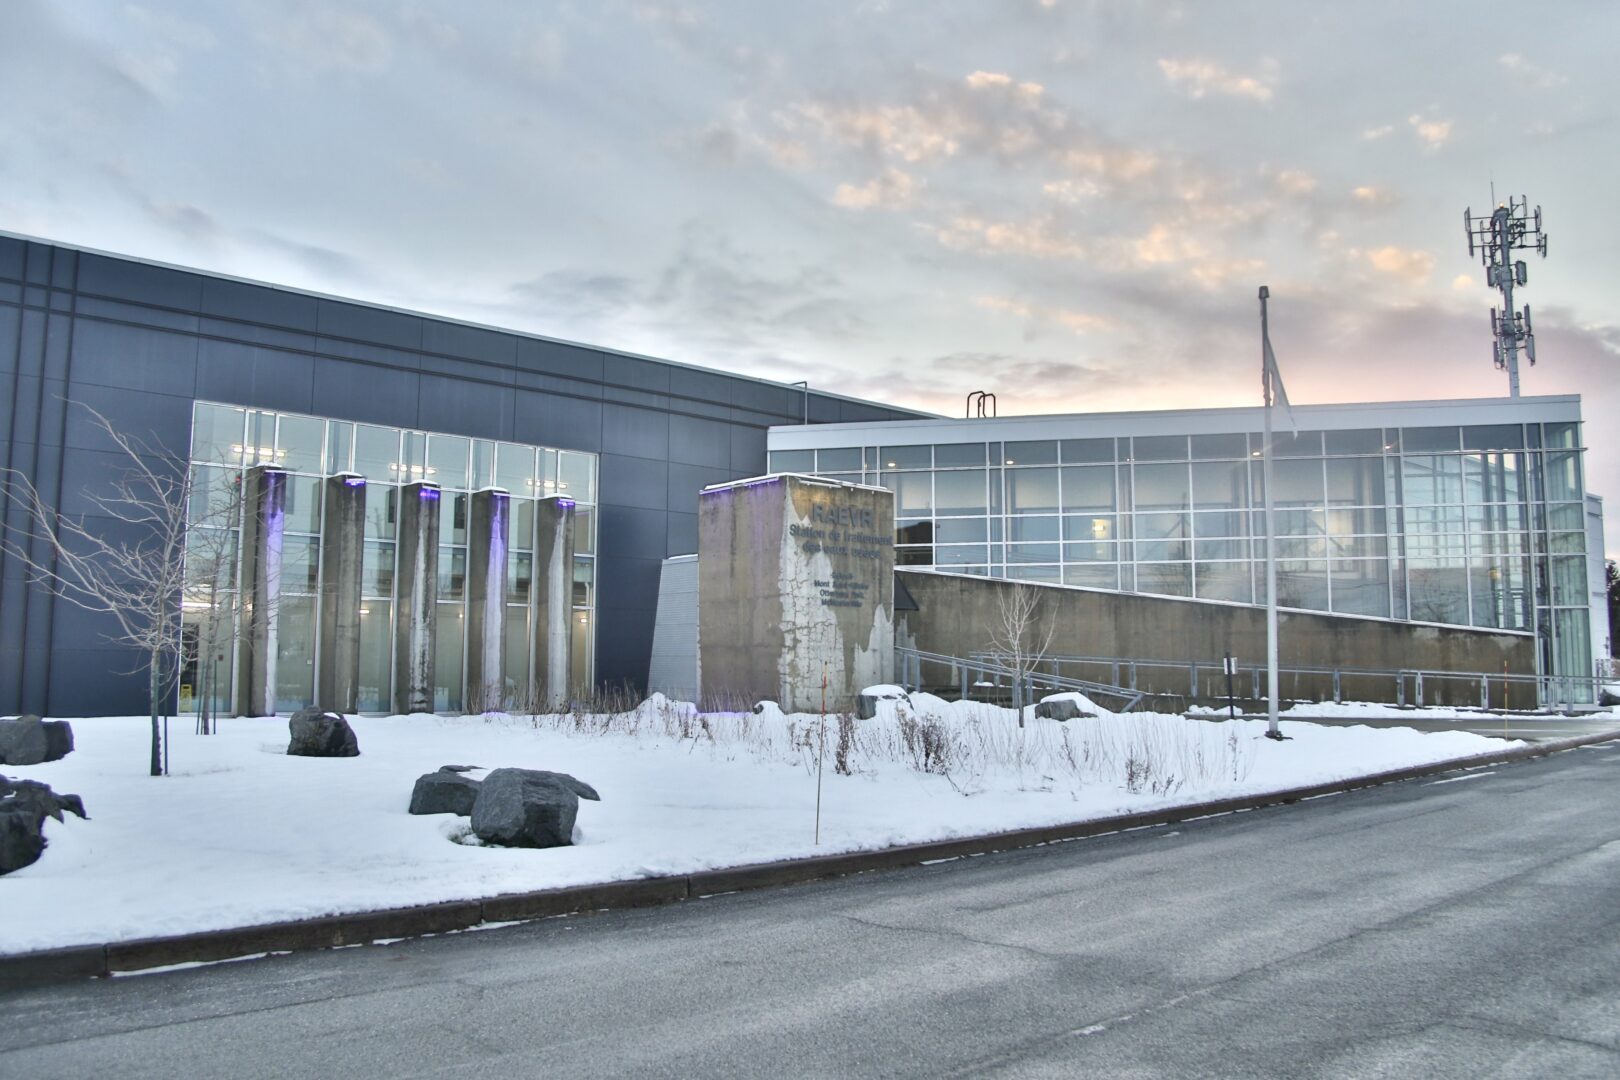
[3,1,1616,546]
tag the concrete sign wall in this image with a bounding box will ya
[698,474,894,712]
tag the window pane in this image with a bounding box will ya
[1003,441,1057,466]
[896,520,934,545]
[574,508,595,555]
[573,560,595,608]
[1325,458,1384,506]
[327,421,354,474]
[1064,514,1117,541]
[1136,539,1189,561]
[1008,516,1059,541]
[493,442,535,495]
[1276,560,1329,611]
[279,536,319,593]
[558,452,595,501]
[817,447,863,471]
[1193,511,1248,538]
[936,545,987,565]
[1064,541,1116,562]
[362,542,395,596]
[1402,455,1463,504]
[895,473,932,515]
[1136,562,1191,596]
[1462,424,1522,451]
[1191,433,1248,460]
[1061,438,1114,464]
[441,492,468,546]
[276,414,325,474]
[1402,427,1460,453]
[1544,451,1582,501]
[284,475,322,534]
[935,519,985,544]
[1196,562,1252,603]
[1192,461,1248,509]
[438,548,467,600]
[1008,468,1059,513]
[1061,465,1116,513]
[192,403,246,464]
[1007,542,1059,564]
[1331,560,1390,617]
[880,445,931,470]
[1407,559,1469,624]
[430,435,471,490]
[1133,463,1189,510]
[434,602,463,712]
[768,450,813,472]
[1132,435,1187,461]
[934,469,986,515]
[503,606,529,707]
[933,443,985,467]
[1064,564,1119,588]
[1273,430,1323,457]
[365,485,397,540]
[274,595,316,712]
[353,425,400,481]
[1323,429,1384,455]
[357,599,391,711]
[1272,459,1323,507]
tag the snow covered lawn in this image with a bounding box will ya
[2,696,1527,956]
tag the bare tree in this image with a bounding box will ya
[0,405,220,775]
[986,582,1057,728]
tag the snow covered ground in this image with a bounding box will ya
[2,694,1537,956]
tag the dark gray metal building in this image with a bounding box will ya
[0,233,926,716]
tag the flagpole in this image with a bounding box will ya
[1260,285,1284,741]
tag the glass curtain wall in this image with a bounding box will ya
[769,420,1589,683]
[185,402,597,713]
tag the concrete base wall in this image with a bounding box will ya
[898,570,1537,708]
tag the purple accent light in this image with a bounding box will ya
[555,498,575,508]
[418,488,441,501]
[342,477,366,487]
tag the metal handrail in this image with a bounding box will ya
[979,651,1609,711]
[895,646,1148,712]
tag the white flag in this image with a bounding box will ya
[1263,333,1298,434]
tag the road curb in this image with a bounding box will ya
[5,726,1617,991]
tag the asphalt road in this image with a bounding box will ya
[4,743,1619,1079]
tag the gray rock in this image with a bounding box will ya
[1034,696,1097,722]
[409,768,482,816]
[470,768,601,849]
[287,708,360,757]
[0,715,74,766]
[0,774,86,875]
[0,806,45,875]
[1,775,88,823]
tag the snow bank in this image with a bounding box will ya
[0,701,1522,955]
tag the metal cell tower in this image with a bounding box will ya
[1463,195,1548,397]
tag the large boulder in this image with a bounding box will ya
[856,686,911,720]
[409,768,483,816]
[0,774,87,875]
[0,715,75,766]
[1034,693,1101,722]
[287,708,360,757]
[469,768,600,849]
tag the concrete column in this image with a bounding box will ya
[465,488,511,712]
[235,466,288,717]
[317,473,366,713]
[532,495,576,710]
[392,481,440,714]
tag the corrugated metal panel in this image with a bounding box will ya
[648,555,699,701]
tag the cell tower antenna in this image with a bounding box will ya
[1463,194,1548,397]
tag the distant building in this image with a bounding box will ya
[767,397,1604,697]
